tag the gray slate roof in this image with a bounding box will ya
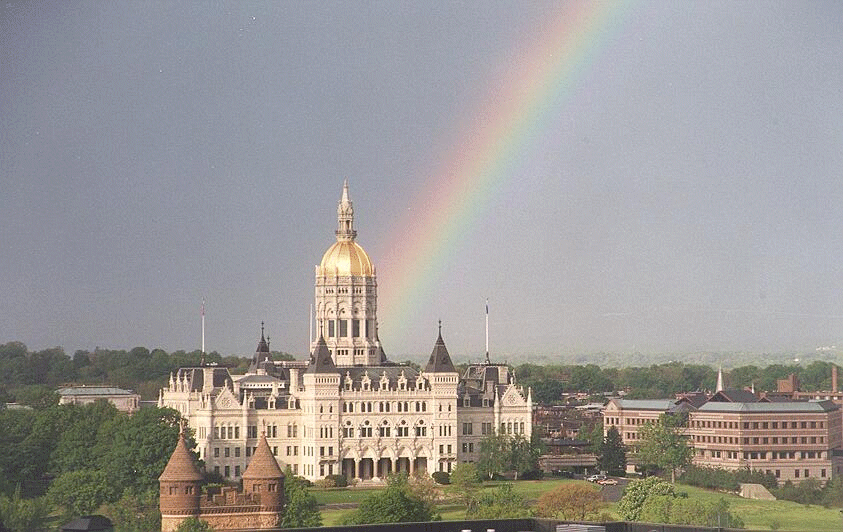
[698,400,839,413]
[424,331,456,373]
[58,387,136,396]
[305,335,339,374]
[611,399,678,411]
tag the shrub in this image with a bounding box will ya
[520,469,543,480]
[326,474,348,488]
[431,471,450,485]
[314,478,336,489]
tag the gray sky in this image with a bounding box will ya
[2,1,842,363]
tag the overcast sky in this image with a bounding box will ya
[2,2,842,363]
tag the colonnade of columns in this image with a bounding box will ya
[341,456,427,480]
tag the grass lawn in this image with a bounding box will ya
[321,508,355,526]
[671,484,843,531]
[310,486,382,505]
[313,478,843,531]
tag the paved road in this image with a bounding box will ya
[598,477,629,503]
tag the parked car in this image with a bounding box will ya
[586,474,607,483]
[597,478,618,485]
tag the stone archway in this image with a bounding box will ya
[342,458,356,481]
[413,456,428,475]
[376,457,393,478]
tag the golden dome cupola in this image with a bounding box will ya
[313,181,382,366]
[317,179,375,277]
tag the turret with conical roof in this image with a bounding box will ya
[242,433,285,510]
[159,429,201,523]
[305,335,340,374]
[424,321,456,373]
[249,322,272,373]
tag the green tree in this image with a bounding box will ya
[821,474,843,507]
[477,433,510,479]
[466,483,531,519]
[477,433,541,480]
[104,491,160,532]
[0,487,50,532]
[342,474,438,525]
[527,379,566,404]
[534,483,605,520]
[12,385,59,409]
[449,463,481,511]
[100,407,188,497]
[579,421,604,454]
[638,413,692,483]
[0,409,36,496]
[617,476,675,521]
[596,425,627,475]
[509,434,538,479]
[280,474,321,528]
[174,516,214,532]
[51,401,119,475]
[47,469,115,517]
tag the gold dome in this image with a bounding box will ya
[319,240,375,277]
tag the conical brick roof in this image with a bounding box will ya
[159,431,202,482]
[242,433,284,479]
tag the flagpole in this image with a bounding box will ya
[201,299,205,355]
[485,298,490,364]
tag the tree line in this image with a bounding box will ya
[0,401,320,532]
[0,342,294,404]
[2,341,838,406]
[515,360,839,403]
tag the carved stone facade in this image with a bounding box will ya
[160,183,532,483]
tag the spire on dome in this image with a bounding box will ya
[336,180,357,242]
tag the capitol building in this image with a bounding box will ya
[160,183,532,482]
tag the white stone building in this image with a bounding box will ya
[160,183,532,482]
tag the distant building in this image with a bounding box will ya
[603,389,843,484]
[57,386,140,413]
[690,399,843,484]
[160,183,532,482]
[603,398,694,447]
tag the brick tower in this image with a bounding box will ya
[159,430,202,532]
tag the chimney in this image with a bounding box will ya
[833,365,838,393]
[289,368,299,393]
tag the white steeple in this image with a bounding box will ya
[336,179,356,242]
[716,365,724,392]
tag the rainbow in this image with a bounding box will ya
[378,1,633,345]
